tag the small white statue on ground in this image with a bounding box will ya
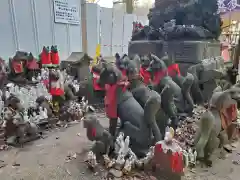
[115,132,125,155]
[182,150,189,168]
[37,73,42,81]
[39,107,45,120]
[115,153,125,169]
[123,149,137,174]
[32,77,36,82]
[23,110,29,122]
[31,112,40,124]
[188,148,197,167]
[118,136,130,157]
[5,90,10,99]
[164,126,174,143]
[43,108,48,119]
[103,154,116,168]
[123,158,132,174]
[86,151,97,168]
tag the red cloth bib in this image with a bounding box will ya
[42,79,49,87]
[49,88,64,96]
[120,69,128,80]
[27,59,39,70]
[91,70,104,91]
[104,81,129,118]
[152,70,167,85]
[221,104,237,130]
[139,67,151,84]
[49,79,64,96]
[12,61,23,74]
[105,84,118,118]
[167,63,181,77]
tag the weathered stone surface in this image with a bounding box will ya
[128,40,221,66]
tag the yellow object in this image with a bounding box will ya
[221,11,240,29]
[169,127,175,137]
[90,44,101,68]
[53,102,59,113]
[221,17,231,29]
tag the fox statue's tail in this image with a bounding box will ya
[194,111,215,159]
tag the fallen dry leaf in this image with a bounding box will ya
[12,162,20,167]
[66,169,72,176]
[72,153,77,159]
[0,160,6,169]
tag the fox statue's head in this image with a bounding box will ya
[97,63,122,86]
[146,54,167,73]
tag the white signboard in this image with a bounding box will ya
[53,0,80,25]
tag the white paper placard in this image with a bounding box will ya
[53,0,80,25]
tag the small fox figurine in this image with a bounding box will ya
[164,126,175,143]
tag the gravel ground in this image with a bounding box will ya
[0,114,240,180]
[0,114,108,180]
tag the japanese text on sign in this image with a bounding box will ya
[53,0,80,25]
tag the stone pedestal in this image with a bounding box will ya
[128,40,221,71]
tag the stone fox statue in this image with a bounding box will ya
[123,55,173,134]
[161,53,204,105]
[96,62,162,157]
[115,54,129,79]
[194,86,240,166]
[83,115,114,156]
[146,54,195,114]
